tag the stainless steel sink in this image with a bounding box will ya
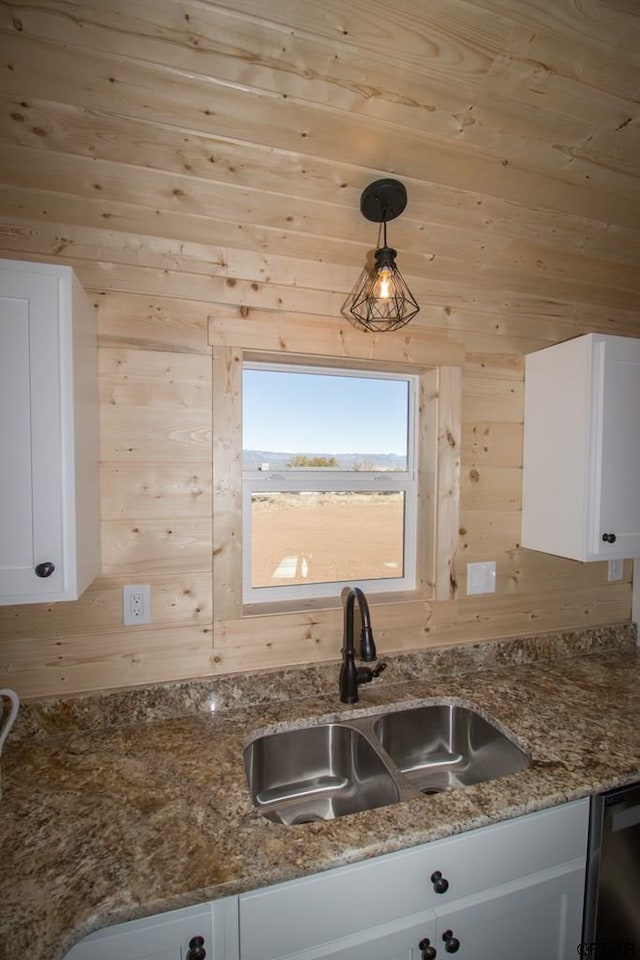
[373,704,530,794]
[244,723,401,825]
[245,704,529,825]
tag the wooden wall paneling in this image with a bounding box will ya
[418,368,439,594]
[207,305,575,355]
[492,238,640,302]
[101,463,211,521]
[0,0,639,698]
[1,145,639,310]
[458,510,521,555]
[462,421,523,469]
[101,401,211,462]
[0,573,213,641]
[463,375,523,422]
[0,214,384,319]
[428,582,633,643]
[461,466,521,511]
[99,340,214,625]
[497,554,632,597]
[214,598,433,674]
[212,346,243,622]
[100,347,211,407]
[435,367,462,601]
[5,147,640,316]
[9,135,640,301]
[0,624,216,698]
[463,352,524,380]
[100,361,210,463]
[97,293,210,354]
[101,519,212,576]
[2,210,639,346]
[2,217,637,326]
[208,312,466,367]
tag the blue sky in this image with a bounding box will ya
[243,368,409,455]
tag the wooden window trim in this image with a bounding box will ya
[209,314,461,649]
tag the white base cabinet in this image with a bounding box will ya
[239,798,588,960]
[522,332,640,562]
[0,259,99,604]
[63,799,589,960]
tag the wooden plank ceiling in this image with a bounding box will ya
[0,0,639,320]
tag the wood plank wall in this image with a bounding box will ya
[0,0,639,697]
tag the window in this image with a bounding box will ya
[242,362,418,603]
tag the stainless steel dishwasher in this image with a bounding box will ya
[583,782,640,958]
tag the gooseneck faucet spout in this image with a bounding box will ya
[339,586,386,704]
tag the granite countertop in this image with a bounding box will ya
[2,624,640,960]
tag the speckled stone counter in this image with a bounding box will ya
[2,624,640,960]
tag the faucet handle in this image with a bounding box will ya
[355,661,387,687]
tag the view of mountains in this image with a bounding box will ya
[243,450,406,471]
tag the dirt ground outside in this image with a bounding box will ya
[250,491,404,587]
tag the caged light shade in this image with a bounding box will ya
[346,178,420,332]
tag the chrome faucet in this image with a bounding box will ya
[339,586,386,704]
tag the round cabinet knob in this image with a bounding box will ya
[186,936,206,960]
[419,937,438,959]
[442,930,460,953]
[430,870,449,894]
[602,533,617,544]
[34,562,55,578]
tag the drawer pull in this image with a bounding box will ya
[442,929,460,953]
[430,870,449,894]
[419,937,437,959]
[186,936,206,960]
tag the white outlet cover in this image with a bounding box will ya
[467,561,496,596]
[123,584,151,625]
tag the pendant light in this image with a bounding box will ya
[347,178,419,332]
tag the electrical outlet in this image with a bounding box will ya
[123,584,151,625]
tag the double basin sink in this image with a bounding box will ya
[244,703,530,825]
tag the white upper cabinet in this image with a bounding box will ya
[0,259,99,604]
[522,333,640,562]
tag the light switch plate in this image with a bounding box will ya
[467,561,496,595]
[608,559,624,582]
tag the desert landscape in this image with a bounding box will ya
[250,491,404,588]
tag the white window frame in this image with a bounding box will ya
[242,361,418,604]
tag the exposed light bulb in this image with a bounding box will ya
[374,265,393,300]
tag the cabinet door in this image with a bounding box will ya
[0,267,64,598]
[596,336,640,558]
[433,862,586,960]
